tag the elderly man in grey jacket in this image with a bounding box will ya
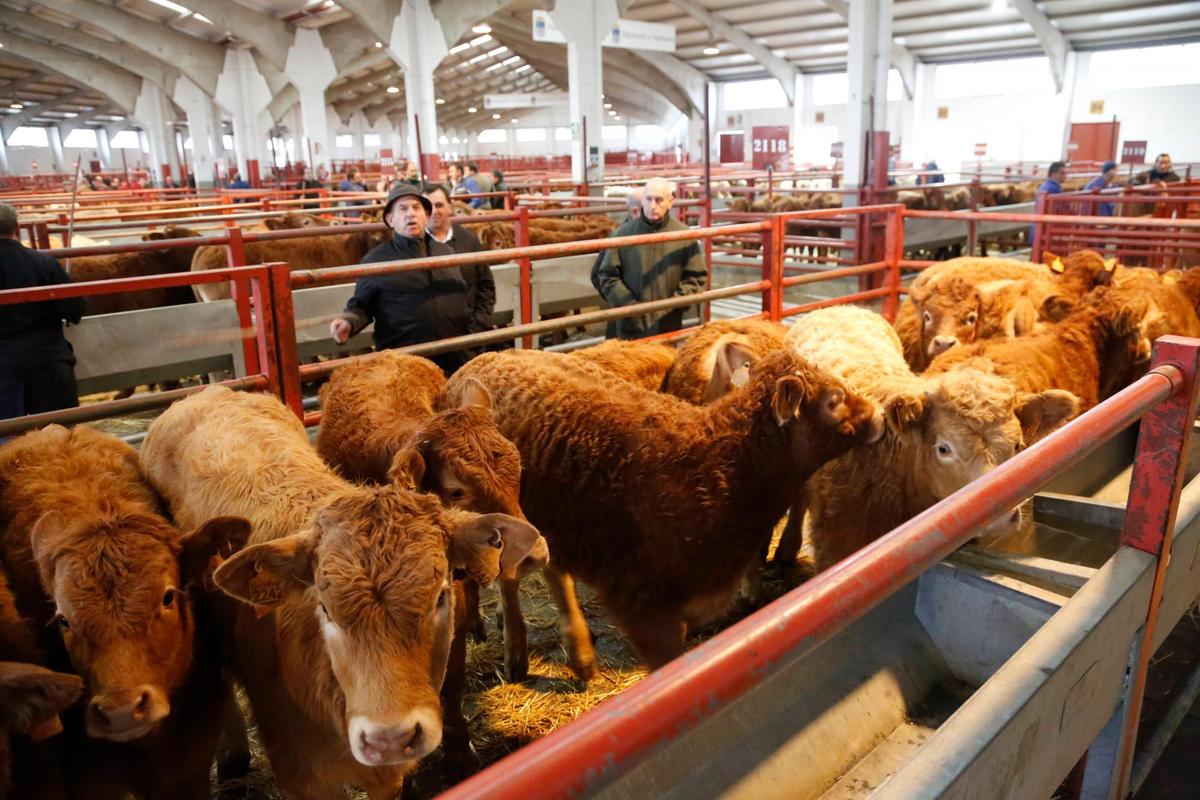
[593,177,707,339]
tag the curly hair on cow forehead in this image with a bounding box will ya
[312,488,450,632]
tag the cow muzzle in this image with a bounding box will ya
[928,335,959,357]
[348,707,442,766]
[86,685,170,742]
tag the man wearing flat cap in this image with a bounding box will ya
[329,184,474,375]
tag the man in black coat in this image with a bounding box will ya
[329,184,474,375]
[423,185,495,337]
[0,203,84,421]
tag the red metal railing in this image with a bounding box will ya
[436,338,1200,800]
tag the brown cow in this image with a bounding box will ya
[0,424,249,799]
[661,319,788,404]
[565,339,678,391]
[191,215,387,301]
[67,226,204,316]
[441,349,883,673]
[140,386,547,798]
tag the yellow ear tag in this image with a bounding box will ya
[1051,258,1064,274]
[1104,258,1117,272]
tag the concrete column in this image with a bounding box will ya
[549,0,617,183]
[905,62,935,164]
[96,127,113,169]
[844,0,892,189]
[47,125,66,171]
[0,122,10,173]
[1059,50,1086,160]
[174,76,222,187]
[285,28,338,169]
[134,78,174,185]
[390,0,448,172]
[216,49,273,177]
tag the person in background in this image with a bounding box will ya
[1133,153,1181,186]
[450,162,484,209]
[424,185,495,339]
[317,164,331,183]
[402,160,422,187]
[490,169,509,209]
[1083,160,1118,217]
[920,160,944,184]
[0,204,84,423]
[593,177,707,340]
[1030,161,1067,243]
[226,168,250,190]
[295,167,324,210]
[590,187,642,291]
[468,162,492,202]
[329,184,473,376]
[338,167,367,193]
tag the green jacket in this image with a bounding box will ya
[594,214,707,339]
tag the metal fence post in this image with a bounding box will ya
[515,205,534,349]
[882,208,904,322]
[1113,335,1200,799]
[761,217,783,321]
[225,227,260,375]
[267,261,304,418]
[1031,192,1048,261]
[968,178,981,256]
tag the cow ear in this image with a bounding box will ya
[1104,257,1118,272]
[1049,257,1065,274]
[29,510,72,589]
[771,374,809,427]
[886,393,926,428]
[142,231,167,241]
[179,516,252,589]
[0,663,83,739]
[1041,294,1075,322]
[703,341,756,403]
[453,377,493,411]
[388,444,427,489]
[212,530,317,610]
[447,512,548,585]
[1015,390,1079,445]
[261,217,282,230]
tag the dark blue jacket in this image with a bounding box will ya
[0,239,84,355]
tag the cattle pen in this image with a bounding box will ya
[2,198,1200,799]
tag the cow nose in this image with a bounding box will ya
[87,687,165,741]
[360,722,423,763]
[930,336,958,355]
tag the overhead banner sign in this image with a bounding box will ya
[751,126,789,170]
[1121,140,1147,165]
[974,142,987,157]
[532,10,676,52]
[484,92,569,109]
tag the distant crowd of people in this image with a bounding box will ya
[1036,152,1181,217]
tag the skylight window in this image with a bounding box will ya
[146,0,189,14]
[469,34,492,47]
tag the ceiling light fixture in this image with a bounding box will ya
[449,43,470,55]
[492,112,501,119]
[469,34,492,47]
[468,106,477,113]
[11,103,23,110]
[702,45,720,55]
[436,98,445,104]
[472,23,491,34]
[374,41,383,48]
[603,102,612,109]
[387,86,400,94]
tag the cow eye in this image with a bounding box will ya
[318,601,330,618]
[966,312,978,325]
[922,311,933,326]
[936,442,953,458]
[162,588,177,609]
[447,488,466,502]
[53,613,70,631]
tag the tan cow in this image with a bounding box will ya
[660,319,788,404]
[140,386,546,798]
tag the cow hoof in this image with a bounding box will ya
[569,658,596,683]
[504,655,529,683]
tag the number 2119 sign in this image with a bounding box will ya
[751,126,790,170]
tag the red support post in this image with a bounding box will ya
[267,262,304,418]
[1031,192,1048,261]
[35,221,50,250]
[1113,335,1200,798]
[515,206,534,349]
[968,177,980,256]
[226,227,260,376]
[761,216,784,321]
[882,208,904,322]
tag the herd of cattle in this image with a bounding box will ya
[3,247,1200,797]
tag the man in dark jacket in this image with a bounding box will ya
[424,185,495,336]
[0,203,85,421]
[1133,153,1181,185]
[329,184,473,375]
[593,178,707,339]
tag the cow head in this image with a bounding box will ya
[910,277,981,359]
[747,350,885,469]
[0,662,84,796]
[1044,249,1117,289]
[390,379,527,525]
[262,213,333,230]
[886,369,1078,532]
[212,487,546,768]
[29,513,249,742]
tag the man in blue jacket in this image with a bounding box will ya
[329,184,474,375]
[1083,160,1118,216]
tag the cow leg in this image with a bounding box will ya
[498,577,529,682]
[462,578,487,642]
[772,483,808,568]
[112,386,136,400]
[543,568,596,681]
[215,692,251,781]
[624,613,687,671]
[440,584,480,781]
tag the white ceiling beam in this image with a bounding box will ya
[4,13,179,96]
[666,0,798,103]
[431,0,512,49]
[4,87,90,126]
[32,0,223,95]
[0,35,139,112]
[267,85,299,123]
[818,0,915,99]
[0,70,49,96]
[1011,0,1070,92]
